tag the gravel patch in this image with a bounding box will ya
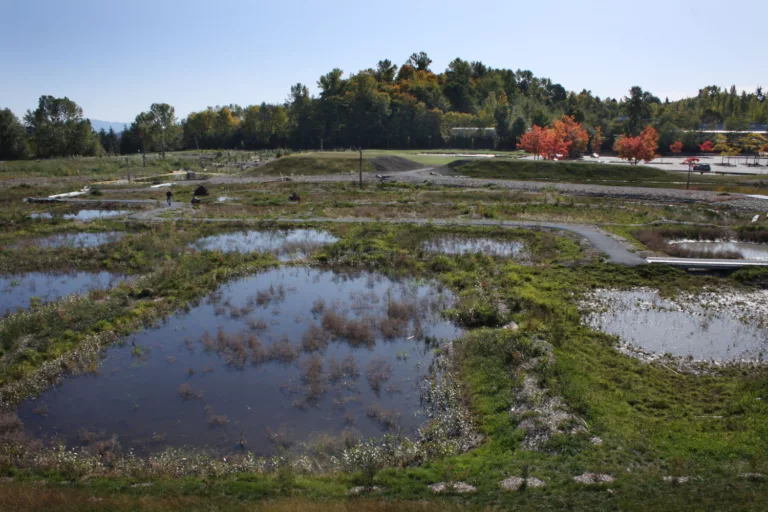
[573,473,615,485]
[663,476,690,484]
[428,481,477,494]
[500,476,546,491]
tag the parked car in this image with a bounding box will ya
[693,163,711,172]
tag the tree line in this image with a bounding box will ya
[1,52,766,160]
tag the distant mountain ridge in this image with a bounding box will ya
[88,119,128,133]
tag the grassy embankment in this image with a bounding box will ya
[449,159,768,192]
[0,220,766,510]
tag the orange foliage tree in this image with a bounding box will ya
[551,115,588,158]
[613,126,659,165]
[517,125,545,159]
[669,141,683,154]
[517,115,588,160]
[699,140,714,152]
[539,127,571,160]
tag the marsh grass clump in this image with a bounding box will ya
[203,405,229,427]
[379,316,409,339]
[311,298,326,315]
[178,383,202,401]
[386,301,412,320]
[321,310,346,338]
[301,325,330,352]
[266,426,292,449]
[299,354,328,400]
[248,318,268,332]
[366,404,402,431]
[266,337,300,363]
[366,357,393,395]
[345,318,374,346]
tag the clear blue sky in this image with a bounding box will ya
[1,0,765,123]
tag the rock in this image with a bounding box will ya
[499,476,525,491]
[573,473,614,485]
[130,482,153,488]
[663,476,689,484]
[590,436,604,445]
[347,486,382,495]
[503,321,519,331]
[428,481,476,494]
[500,476,546,491]
[739,473,765,480]
[288,192,301,202]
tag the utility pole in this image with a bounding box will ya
[359,147,363,189]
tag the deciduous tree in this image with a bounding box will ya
[669,141,683,154]
[0,108,29,159]
[591,126,603,155]
[613,126,659,164]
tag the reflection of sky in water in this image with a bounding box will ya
[192,229,338,260]
[423,236,525,257]
[0,271,125,316]
[28,210,130,221]
[12,232,125,249]
[17,268,461,457]
[669,240,768,260]
[584,289,768,361]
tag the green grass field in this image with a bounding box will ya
[248,154,373,176]
[448,159,768,192]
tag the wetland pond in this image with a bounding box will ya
[28,210,131,221]
[423,235,526,258]
[667,240,768,260]
[582,288,768,362]
[11,231,125,249]
[17,267,461,456]
[1,271,126,317]
[191,229,338,260]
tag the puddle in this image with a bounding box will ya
[668,240,768,260]
[0,271,126,316]
[17,267,461,456]
[28,210,130,221]
[423,236,525,257]
[581,288,768,362]
[191,229,338,260]
[12,232,125,249]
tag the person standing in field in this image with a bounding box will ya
[166,189,173,206]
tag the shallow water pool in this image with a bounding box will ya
[0,271,126,316]
[17,267,460,456]
[191,229,338,260]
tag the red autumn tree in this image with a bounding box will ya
[539,126,571,160]
[551,115,588,158]
[669,141,683,154]
[591,126,603,155]
[699,140,714,153]
[613,126,659,165]
[518,125,545,159]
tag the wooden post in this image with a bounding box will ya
[359,148,363,189]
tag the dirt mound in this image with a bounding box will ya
[368,156,423,173]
